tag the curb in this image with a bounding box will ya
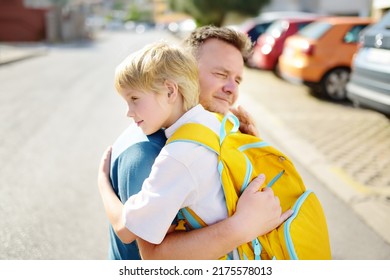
[238,91,390,245]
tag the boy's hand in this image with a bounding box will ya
[97,146,112,189]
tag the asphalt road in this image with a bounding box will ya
[0,29,389,260]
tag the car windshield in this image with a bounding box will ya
[298,22,332,39]
[265,20,289,38]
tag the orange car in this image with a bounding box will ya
[279,17,373,100]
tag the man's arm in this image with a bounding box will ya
[137,175,292,260]
[98,147,292,259]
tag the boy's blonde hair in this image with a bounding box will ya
[114,41,199,111]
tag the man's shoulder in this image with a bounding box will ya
[111,124,166,165]
[111,124,148,163]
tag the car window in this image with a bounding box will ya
[298,22,332,39]
[344,24,370,43]
[297,22,313,31]
[247,22,272,41]
[265,20,289,38]
[360,11,390,49]
[255,22,272,34]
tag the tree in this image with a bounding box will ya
[125,3,154,22]
[169,0,271,26]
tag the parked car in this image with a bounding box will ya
[238,18,273,43]
[346,11,390,115]
[247,17,319,74]
[238,11,320,44]
[279,17,373,100]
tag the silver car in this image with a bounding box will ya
[347,11,390,115]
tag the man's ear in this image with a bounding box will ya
[164,80,179,102]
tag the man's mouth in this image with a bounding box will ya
[215,96,231,105]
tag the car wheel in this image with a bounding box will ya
[321,68,350,100]
[273,61,281,78]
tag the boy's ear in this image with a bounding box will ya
[164,80,179,101]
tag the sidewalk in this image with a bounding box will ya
[0,43,48,65]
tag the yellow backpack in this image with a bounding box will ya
[167,113,332,260]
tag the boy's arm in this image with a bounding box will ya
[98,146,137,244]
[137,175,293,259]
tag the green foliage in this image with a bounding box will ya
[168,0,270,26]
[125,4,153,22]
[112,0,125,11]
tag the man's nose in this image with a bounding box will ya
[223,78,238,94]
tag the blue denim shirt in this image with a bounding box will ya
[108,129,166,260]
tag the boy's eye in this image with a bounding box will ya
[131,96,138,102]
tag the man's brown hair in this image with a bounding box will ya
[183,25,253,62]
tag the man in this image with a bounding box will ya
[98,26,292,259]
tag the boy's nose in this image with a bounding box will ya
[126,107,134,118]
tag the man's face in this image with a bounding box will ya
[197,38,244,114]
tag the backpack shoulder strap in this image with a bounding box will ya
[166,117,221,154]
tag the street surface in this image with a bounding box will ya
[0,29,389,260]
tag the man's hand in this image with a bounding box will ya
[232,174,293,243]
[230,105,259,137]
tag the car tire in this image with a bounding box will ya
[320,68,350,100]
[273,61,281,78]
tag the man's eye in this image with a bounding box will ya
[216,72,227,78]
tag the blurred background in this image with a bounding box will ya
[0,0,389,260]
[0,0,383,43]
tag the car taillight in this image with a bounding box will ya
[302,43,315,56]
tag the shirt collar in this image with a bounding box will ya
[165,104,205,138]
